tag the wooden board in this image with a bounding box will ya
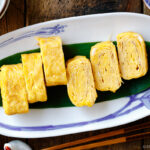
[26,0,142,25]
[0,0,24,35]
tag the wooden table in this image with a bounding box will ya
[0,0,150,149]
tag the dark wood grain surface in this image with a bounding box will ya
[26,0,142,25]
[0,0,150,149]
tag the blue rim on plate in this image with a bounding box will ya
[144,0,150,9]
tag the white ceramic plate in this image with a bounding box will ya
[0,12,150,138]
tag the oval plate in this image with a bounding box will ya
[0,13,150,138]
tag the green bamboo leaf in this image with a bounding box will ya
[0,41,150,108]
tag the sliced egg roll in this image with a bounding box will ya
[90,41,121,92]
[67,56,97,107]
[37,36,67,86]
[22,53,47,103]
[117,32,148,80]
[1,64,29,115]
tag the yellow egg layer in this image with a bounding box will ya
[1,64,29,115]
[37,36,67,86]
[117,32,148,80]
[90,41,122,92]
[67,56,97,107]
[22,53,47,103]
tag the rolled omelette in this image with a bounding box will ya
[37,36,67,86]
[1,64,29,115]
[66,56,97,107]
[21,53,47,103]
[90,41,122,92]
[117,32,148,80]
